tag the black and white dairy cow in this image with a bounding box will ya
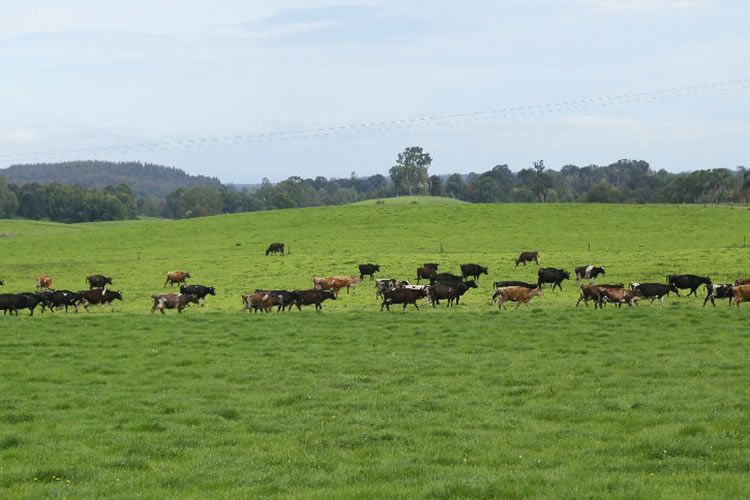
[375,279,409,299]
[575,265,605,284]
[703,283,734,307]
[537,268,570,291]
[667,274,712,297]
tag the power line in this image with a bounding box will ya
[2,78,748,164]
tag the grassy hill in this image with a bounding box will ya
[1,203,750,497]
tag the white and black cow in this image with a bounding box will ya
[375,279,409,299]
[703,284,734,307]
[537,268,571,291]
[575,265,606,284]
[667,274,712,297]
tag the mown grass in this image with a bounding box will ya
[1,203,749,498]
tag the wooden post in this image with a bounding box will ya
[588,242,591,252]
[440,242,444,254]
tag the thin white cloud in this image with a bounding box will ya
[0,129,38,144]
[580,0,710,13]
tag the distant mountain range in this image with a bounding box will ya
[0,161,221,198]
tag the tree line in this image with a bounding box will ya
[1,147,747,222]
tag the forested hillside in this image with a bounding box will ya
[0,161,220,197]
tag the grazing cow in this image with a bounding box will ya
[293,289,337,311]
[575,266,606,284]
[332,275,363,294]
[537,268,571,291]
[703,284,734,307]
[735,278,750,286]
[152,293,200,314]
[179,284,216,305]
[76,289,123,312]
[86,274,113,289]
[496,286,544,311]
[491,281,538,303]
[667,274,712,297]
[416,266,437,284]
[428,280,477,307]
[358,264,380,280]
[0,279,4,286]
[39,289,79,312]
[254,290,301,312]
[265,242,285,256]
[460,263,488,281]
[375,279,409,299]
[242,293,269,313]
[630,282,679,306]
[515,251,539,266]
[731,284,750,306]
[380,286,428,311]
[36,276,52,289]
[164,271,191,287]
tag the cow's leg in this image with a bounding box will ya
[413,301,419,311]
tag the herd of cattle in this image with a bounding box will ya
[2,251,750,316]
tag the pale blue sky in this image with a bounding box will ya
[1,0,748,182]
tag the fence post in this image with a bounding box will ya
[440,242,444,254]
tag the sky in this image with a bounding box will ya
[1,0,748,183]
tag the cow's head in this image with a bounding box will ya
[666,274,675,283]
[207,287,216,296]
[113,291,123,301]
[186,294,200,305]
[667,283,679,294]
[563,271,571,280]
[185,272,191,279]
[105,277,113,285]
[480,266,488,275]
[598,267,606,275]
[0,279,4,285]
[373,265,381,272]
[323,290,337,300]
[532,288,544,297]
[464,280,478,289]
[704,276,712,285]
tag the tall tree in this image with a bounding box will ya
[389,146,432,195]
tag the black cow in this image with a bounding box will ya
[254,289,300,311]
[515,251,539,266]
[667,274,712,297]
[75,289,123,312]
[423,263,439,271]
[293,289,336,311]
[537,268,570,291]
[11,293,43,316]
[86,274,113,289]
[358,264,380,280]
[460,263,488,281]
[431,273,464,284]
[428,280,478,307]
[0,279,4,286]
[380,287,428,311]
[416,266,437,284]
[180,284,216,306]
[703,284,734,307]
[39,289,79,312]
[575,266,606,284]
[0,293,19,315]
[265,242,285,256]
[630,282,679,306]
[491,281,537,303]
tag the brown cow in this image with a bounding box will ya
[242,293,270,313]
[165,271,191,287]
[151,293,199,314]
[76,289,123,312]
[515,252,539,266]
[600,287,641,307]
[576,283,625,309]
[332,275,362,294]
[731,284,750,306]
[293,289,337,311]
[313,277,348,296]
[36,276,52,289]
[735,278,750,286]
[496,286,543,310]
[416,266,437,284]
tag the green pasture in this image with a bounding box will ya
[1,202,749,498]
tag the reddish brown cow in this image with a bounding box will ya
[36,276,52,289]
[735,278,750,286]
[76,289,123,312]
[600,287,641,307]
[151,293,199,314]
[496,286,543,310]
[165,271,191,287]
[731,284,750,306]
[313,277,348,296]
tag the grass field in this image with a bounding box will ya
[1,202,749,498]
